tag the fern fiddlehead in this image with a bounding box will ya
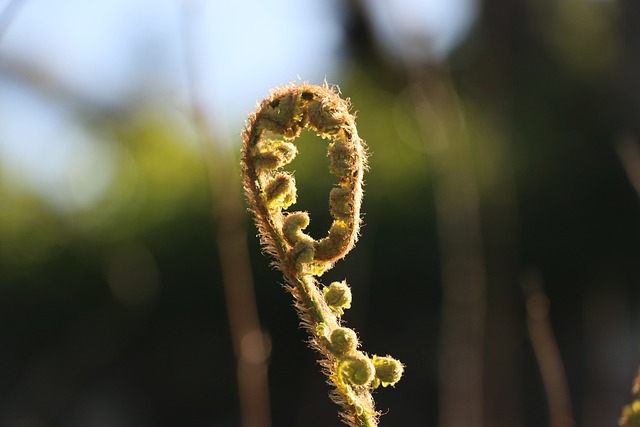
[241,83,403,427]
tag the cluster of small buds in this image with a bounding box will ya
[241,83,403,427]
[320,283,402,391]
[324,281,352,315]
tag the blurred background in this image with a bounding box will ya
[1,0,639,426]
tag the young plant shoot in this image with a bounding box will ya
[241,83,403,427]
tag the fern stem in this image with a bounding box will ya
[241,82,403,427]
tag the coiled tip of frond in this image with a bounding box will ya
[241,82,367,273]
[324,281,352,315]
[371,355,404,389]
[339,352,375,387]
[241,83,400,427]
[328,327,359,357]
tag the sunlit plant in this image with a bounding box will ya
[241,83,403,427]
[620,370,640,427]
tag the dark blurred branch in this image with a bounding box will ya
[616,0,640,137]
[615,133,640,427]
[615,135,640,199]
[421,80,487,427]
[522,269,575,427]
[0,56,129,118]
[341,0,405,88]
[179,2,271,427]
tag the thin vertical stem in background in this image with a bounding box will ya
[522,270,575,427]
[377,4,488,423]
[615,134,640,198]
[364,2,488,424]
[179,2,271,427]
[409,72,487,427]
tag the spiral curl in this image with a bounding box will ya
[241,83,402,427]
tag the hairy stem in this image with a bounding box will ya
[241,83,403,427]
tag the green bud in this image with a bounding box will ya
[328,327,358,357]
[372,355,404,388]
[258,92,303,138]
[252,151,282,171]
[324,281,352,314]
[271,141,297,165]
[264,173,296,209]
[252,141,297,171]
[308,100,342,135]
[340,352,375,387]
[282,212,313,246]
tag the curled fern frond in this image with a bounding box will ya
[241,82,402,427]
